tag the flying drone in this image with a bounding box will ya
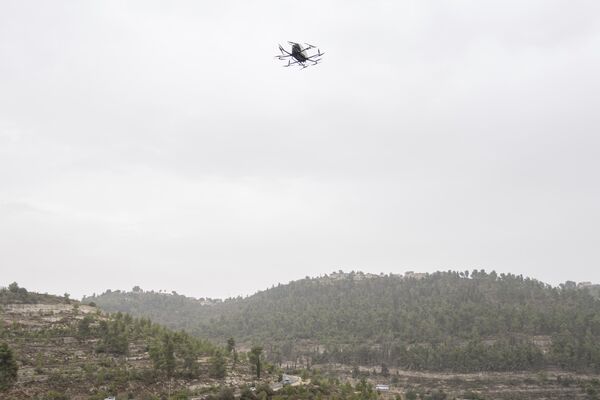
[276,42,324,69]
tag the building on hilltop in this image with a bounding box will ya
[404,271,426,280]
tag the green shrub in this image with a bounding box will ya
[0,342,18,391]
[44,390,69,400]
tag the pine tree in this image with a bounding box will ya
[0,342,18,391]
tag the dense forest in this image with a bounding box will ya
[85,271,600,373]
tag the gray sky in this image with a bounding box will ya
[1,1,599,300]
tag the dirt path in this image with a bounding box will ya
[315,363,600,382]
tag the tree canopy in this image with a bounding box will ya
[86,271,600,372]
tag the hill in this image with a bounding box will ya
[85,270,600,373]
[0,281,74,305]
[0,283,231,399]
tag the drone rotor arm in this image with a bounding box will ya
[278,45,293,56]
[305,52,323,60]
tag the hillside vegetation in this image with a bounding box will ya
[0,284,222,399]
[86,271,600,373]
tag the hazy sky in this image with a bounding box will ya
[1,1,599,300]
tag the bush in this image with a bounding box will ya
[209,352,227,379]
[425,390,447,400]
[239,387,257,400]
[463,391,486,400]
[43,391,69,400]
[0,342,18,391]
[405,390,418,400]
[207,387,234,400]
[170,391,190,400]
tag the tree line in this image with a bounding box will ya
[86,270,600,372]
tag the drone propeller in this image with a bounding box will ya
[278,44,292,56]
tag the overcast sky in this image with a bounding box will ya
[1,1,599,300]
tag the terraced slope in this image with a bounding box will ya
[0,291,223,399]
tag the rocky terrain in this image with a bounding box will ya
[0,291,261,399]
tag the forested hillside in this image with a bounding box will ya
[85,287,222,335]
[0,284,221,399]
[86,271,600,373]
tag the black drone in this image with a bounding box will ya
[276,42,324,69]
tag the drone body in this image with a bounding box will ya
[290,43,308,62]
[276,42,323,69]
